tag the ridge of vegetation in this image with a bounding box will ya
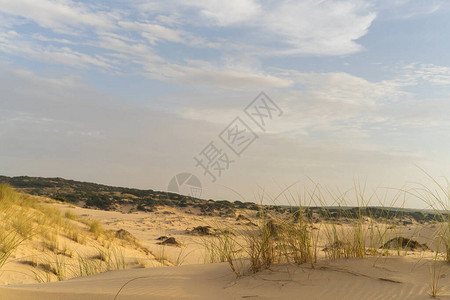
[0,175,441,223]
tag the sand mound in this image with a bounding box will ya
[190,226,214,235]
[115,229,137,242]
[157,237,181,247]
[380,237,428,251]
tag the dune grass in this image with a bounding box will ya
[405,173,449,297]
[88,220,104,239]
[64,210,77,220]
[2,177,450,297]
[0,184,31,268]
[0,184,154,284]
[201,177,448,295]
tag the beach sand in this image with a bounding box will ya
[2,256,449,299]
[1,199,449,299]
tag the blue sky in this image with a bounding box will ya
[0,0,449,207]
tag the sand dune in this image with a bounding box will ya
[1,257,449,300]
[1,185,450,299]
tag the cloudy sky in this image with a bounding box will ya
[0,0,449,207]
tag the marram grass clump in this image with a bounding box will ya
[205,178,449,293]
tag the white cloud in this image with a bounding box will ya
[261,1,376,55]
[133,0,376,56]
[118,21,185,44]
[291,71,400,105]
[175,69,448,140]
[0,0,378,88]
[0,0,116,33]
[190,0,262,26]
[374,0,443,19]
[172,71,387,132]
[0,32,113,68]
[0,1,448,205]
[405,63,450,85]
[0,64,448,206]
[164,0,376,56]
[176,66,293,89]
[142,59,293,89]
[31,33,75,45]
[95,34,162,63]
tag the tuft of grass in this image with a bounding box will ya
[67,227,85,244]
[43,231,59,253]
[216,179,442,278]
[64,210,77,220]
[32,268,53,283]
[77,256,105,277]
[89,220,104,239]
[174,247,192,266]
[93,246,126,271]
[204,231,244,276]
[407,172,449,298]
[0,230,26,268]
[429,238,445,298]
[54,254,67,281]
[12,212,35,238]
[154,245,168,265]
[0,185,32,268]
[0,184,20,208]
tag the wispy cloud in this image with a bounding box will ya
[0,30,113,68]
[0,0,116,33]
[404,63,450,85]
[374,0,444,19]
[0,0,378,83]
[139,0,376,56]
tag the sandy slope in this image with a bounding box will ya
[51,202,445,266]
[52,203,251,266]
[2,197,449,299]
[1,257,449,300]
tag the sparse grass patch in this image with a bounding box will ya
[43,231,59,253]
[0,184,157,284]
[77,256,105,277]
[407,173,449,298]
[0,229,26,268]
[12,212,35,238]
[54,254,67,281]
[89,220,104,239]
[32,265,54,283]
[64,210,77,220]
[93,246,126,271]
[206,232,244,276]
[154,245,169,266]
[67,227,85,244]
[215,180,444,278]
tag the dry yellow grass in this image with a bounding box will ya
[0,184,155,284]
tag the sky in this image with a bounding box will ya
[0,0,449,207]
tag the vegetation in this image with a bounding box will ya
[0,176,439,224]
[0,176,259,213]
[201,178,449,298]
[1,175,449,297]
[0,184,154,284]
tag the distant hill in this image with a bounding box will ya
[0,176,258,215]
[0,176,441,223]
